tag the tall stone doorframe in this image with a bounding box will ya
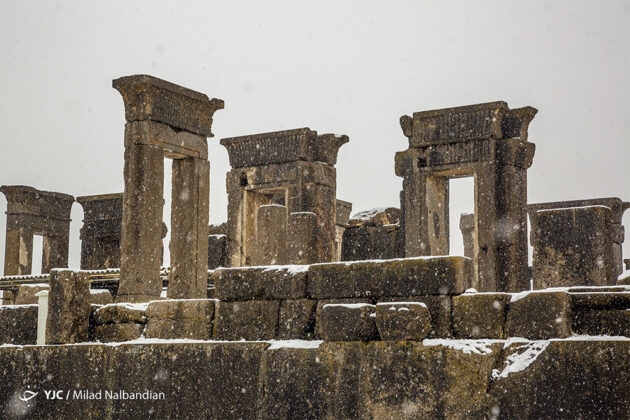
[1,185,74,279]
[528,198,629,287]
[113,75,223,302]
[221,128,348,267]
[395,102,537,292]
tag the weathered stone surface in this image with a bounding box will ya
[277,299,316,340]
[0,343,265,419]
[459,213,475,258]
[146,299,214,320]
[347,207,400,227]
[215,266,307,301]
[533,205,616,288]
[491,339,630,419]
[47,269,91,344]
[505,291,572,339]
[573,309,630,336]
[314,298,371,339]
[341,224,403,261]
[144,319,212,340]
[308,257,471,299]
[93,323,144,343]
[452,293,510,339]
[0,304,37,345]
[89,289,114,305]
[252,204,288,265]
[375,302,431,340]
[287,211,319,264]
[14,283,48,304]
[93,303,148,325]
[213,300,279,340]
[378,295,453,338]
[208,234,227,269]
[320,303,378,341]
[570,291,630,310]
[77,193,123,270]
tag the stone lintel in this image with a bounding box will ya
[335,200,353,226]
[400,101,537,147]
[221,128,348,168]
[77,193,123,221]
[124,120,208,159]
[113,74,224,137]
[1,185,74,222]
[528,198,630,226]
[227,161,337,192]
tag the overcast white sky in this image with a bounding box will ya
[0,0,629,272]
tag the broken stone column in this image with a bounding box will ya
[334,200,353,261]
[396,102,536,292]
[46,269,90,344]
[77,193,123,269]
[528,197,629,279]
[532,206,616,288]
[459,213,474,259]
[221,129,348,267]
[253,205,288,265]
[1,185,74,279]
[288,212,319,264]
[341,208,403,261]
[113,75,223,301]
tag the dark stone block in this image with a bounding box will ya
[277,299,317,340]
[213,300,279,340]
[93,323,144,343]
[47,270,91,344]
[452,293,510,339]
[573,309,630,336]
[308,257,470,299]
[93,303,148,325]
[144,319,212,340]
[341,224,403,261]
[215,266,307,301]
[375,302,431,340]
[146,299,214,320]
[314,298,372,339]
[505,291,572,339]
[0,305,37,345]
[208,234,227,269]
[320,303,378,341]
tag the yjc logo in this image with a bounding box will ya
[18,386,38,404]
[43,390,65,400]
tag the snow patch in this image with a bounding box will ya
[19,283,48,288]
[375,302,427,308]
[322,303,375,309]
[267,340,323,350]
[492,340,549,379]
[422,339,499,355]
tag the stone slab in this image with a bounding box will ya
[277,299,317,340]
[452,293,510,339]
[145,299,214,321]
[375,302,431,340]
[572,309,630,336]
[93,323,144,343]
[215,266,307,301]
[320,303,378,341]
[378,295,453,338]
[144,319,212,340]
[93,303,148,325]
[213,300,279,340]
[505,291,572,339]
[0,305,37,345]
[308,257,471,299]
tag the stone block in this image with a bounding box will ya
[14,283,48,304]
[277,299,317,340]
[308,257,470,299]
[573,310,630,336]
[146,299,214,320]
[341,224,402,261]
[90,289,114,305]
[533,206,615,288]
[314,298,371,339]
[452,293,510,339]
[144,319,212,340]
[570,291,630,310]
[208,234,227,269]
[375,302,431,340]
[320,303,378,341]
[287,212,319,264]
[378,295,453,338]
[215,266,307,301]
[213,300,279,340]
[253,204,288,266]
[93,303,148,325]
[47,269,91,344]
[505,291,572,339]
[93,323,144,343]
[0,305,37,345]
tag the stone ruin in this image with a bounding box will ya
[0,75,628,418]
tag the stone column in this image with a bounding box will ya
[3,228,33,276]
[168,157,210,299]
[46,269,90,344]
[288,212,318,264]
[41,233,69,274]
[253,205,288,265]
[117,138,165,302]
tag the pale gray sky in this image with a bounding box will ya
[1,0,629,272]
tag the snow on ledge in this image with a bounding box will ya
[422,339,501,355]
[267,340,323,350]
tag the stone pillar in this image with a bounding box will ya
[77,193,123,270]
[288,212,318,264]
[1,185,74,277]
[117,139,165,302]
[253,205,288,265]
[113,75,223,302]
[46,269,90,344]
[533,206,615,288]
[168,157,210,298]
[459,213,474,259]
